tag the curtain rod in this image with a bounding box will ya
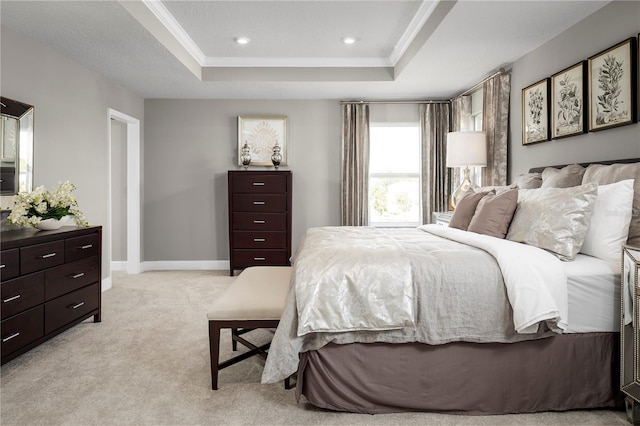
[338,100,450,105]
[454,67,508,98]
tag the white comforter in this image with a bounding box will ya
[419,224,568,333]
[262,226,568,384]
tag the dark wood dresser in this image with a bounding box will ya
[1,226,102,364]
[228,170,292,276]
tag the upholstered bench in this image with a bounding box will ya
[207,266,292,390]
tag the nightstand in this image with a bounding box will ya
[432,211,453,226]
[622,245,640,424]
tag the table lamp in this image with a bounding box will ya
[446,131,487,208]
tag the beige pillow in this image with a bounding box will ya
[582,162,640,247]
[467,189,518,238]
[541,164,585,188]
[449,189,494,231]
[506,183,598,260]
[513,173,542,189]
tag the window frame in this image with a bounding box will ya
[368,122,422,228]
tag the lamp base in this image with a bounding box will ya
[451,167,478,208]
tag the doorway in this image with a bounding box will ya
[108,109,141,274]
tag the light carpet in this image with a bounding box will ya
[0,270,628,425]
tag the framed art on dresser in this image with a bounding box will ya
[522,78,550,145]
[588,37,638,131]
[237,115,288,166]
[551,61,587,139]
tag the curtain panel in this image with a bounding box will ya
[482,73,511,186]
[420,103,451,224]
[340,103,370,226]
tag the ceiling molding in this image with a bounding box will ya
[202,57,392,68]
[393,0,457,77]
[389,0,440,66]
[142,0,206,65]
[118,0,202,79]
[201,67,394,82]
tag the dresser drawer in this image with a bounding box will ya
[233,194,287,212]
[1,272,45,320]
[65,233,100,262]
[232,231,287,249]
[21,240,65,275]
[45,255,100,301]
[45,282,99,334]
[232,250,289,267]
[231,173,287,194]
[1,248,20,281]
[233,212,287,231]
[1,305,44,357]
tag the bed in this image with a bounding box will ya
[261,158,640,415]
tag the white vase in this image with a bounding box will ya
[34,217,65,230]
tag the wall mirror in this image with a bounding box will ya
[0,97,34,207]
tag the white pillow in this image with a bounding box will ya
[580,179,634,263]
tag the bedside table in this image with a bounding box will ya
[622,245,640,424]
[432,211,453,226]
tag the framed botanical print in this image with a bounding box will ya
[588,37,638,131]
[551,61,587,139]
[522,78,550,145]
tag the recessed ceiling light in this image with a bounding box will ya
[234,37,250,45]
[341,37,358,45]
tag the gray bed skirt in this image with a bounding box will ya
[296,333,622,415]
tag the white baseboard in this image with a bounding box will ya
[111,261,128,271]
[102,276,112,292]
[140,260,230,271]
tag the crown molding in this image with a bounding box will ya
[142,0,206,65]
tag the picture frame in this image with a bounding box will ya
[551,61,587,139]
[588,37,638,131]
[522,78,550,145]
[237,115,288,167]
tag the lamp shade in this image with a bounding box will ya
[446,131,487,167]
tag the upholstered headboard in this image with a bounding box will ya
[529,157,640,173]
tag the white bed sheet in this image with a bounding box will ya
[564,254,620,333]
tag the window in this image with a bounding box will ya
[368,124,421,227]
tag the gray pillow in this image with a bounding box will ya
[582,162,640,247]
[513,173,542,189]
[467,189,518,238]
[541,164,585,188]
[449,189,494,231]
[506,183,598,261]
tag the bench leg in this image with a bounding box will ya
[209,321,221,390]
[232,328,238,351]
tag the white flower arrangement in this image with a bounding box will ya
[7,181,89,228]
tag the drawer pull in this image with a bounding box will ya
[253,220,266,224]
[252,182,265,186]
[72,272,85,279]
[3,294,21,303]
[253,201,266,205]
[253,257,266,261]
[2,332,20,343]
[71,301,85,309]
[253,238,266,242]
[40,253,57,259]
[80,244,93,250]
[0,264,5,269]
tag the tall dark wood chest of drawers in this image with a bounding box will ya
[1,226,102,364]
[228,170,292,276]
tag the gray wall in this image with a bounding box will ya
[1,27,145,279]
[143,99,341,261]
[509,1,640,180]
